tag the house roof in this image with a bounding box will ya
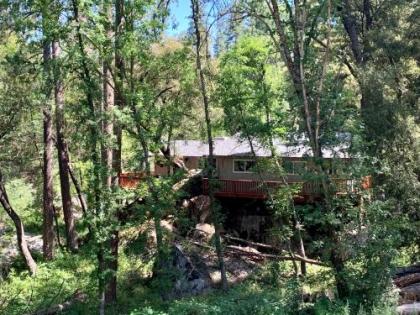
[171,136,349,159]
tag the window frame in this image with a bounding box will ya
[283,160,307,175]
[232,159,256,174]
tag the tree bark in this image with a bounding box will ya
[0,170,37,275]
[99,0,119,307]
[191,0,228,291]
[71,1,104,312]
[53,41,78,251]
[331,246,350,299]
[266,0,350,295]
[42,40,55,261]
[113,0,124,177]
[68,164,87,216]
[340,0,363,65]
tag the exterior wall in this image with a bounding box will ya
[154,154,347,184]
[154,163,170,176]
[216,156,308,182]
[153,156,200,176]
[184,156,200,169]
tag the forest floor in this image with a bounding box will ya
[1,216,417,314]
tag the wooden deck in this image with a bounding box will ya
[118,172,145,189]
[202,178,354,200]
[119,172,361,200]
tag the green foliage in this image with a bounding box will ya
[0,251,96,315]
[0,0,418,314]
[217,35,286,142]
[0,178,40,234]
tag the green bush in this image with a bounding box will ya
[0,251,96,315]
[1,178,41,234]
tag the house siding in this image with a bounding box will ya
[184,157,200,169]
[216,156,308,182]
[154,156,200,176]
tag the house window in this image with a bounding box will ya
[283,160,307,175]
[233,160,256,173]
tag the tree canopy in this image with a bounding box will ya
[0,1,418,314]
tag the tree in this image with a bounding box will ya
[191,0,228,290]
[339,0,419,214]
[53,38,78,252]
[0,29,39,277]
[99,0,117,308]
[41,9,55,261]
[217,35,309,275]
[0,170,37,275]
[239,0,365,298]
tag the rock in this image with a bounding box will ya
[160,219,176,233]
[240,215,266,239]
[395,273,420,288]
[147,219,176,245]
[188,195,211,223]
[396,303,420,314]
[193,223,215,241]
[1,233,42,277]
[399,283,420,304]
[156,244,211,300]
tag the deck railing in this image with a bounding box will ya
[202,178,354,199]
[118,172,146,189]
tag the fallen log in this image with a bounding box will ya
[190,240,214,251]
[189,240,325,266]
[399,283,420,304]
[225,245,327,267]
[223,235,326,267]
[395,273,420,288]
[394,263,420,278]
[31,290,87,315]
[224,235,278,252]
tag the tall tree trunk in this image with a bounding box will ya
[0,170,37,275]
[100,0,119,307]
[71,0,106,312]
[114,0,124,177]
[68,162,94,239]
[42,40,55,261]
[68,164,88,216]
[53,41,78,251]
[191,0,228,290]
[266,0,348,294]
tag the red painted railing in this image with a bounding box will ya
[118,172,145,189]
[202,178,354,199]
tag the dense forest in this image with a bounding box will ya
[0,0,418,314]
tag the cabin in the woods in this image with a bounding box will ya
[119,135,369,201]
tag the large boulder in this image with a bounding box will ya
[1,233,42,278]
[192,223,215,241]
[183,195,211,224]
[155,244,211,300]
[397,303,420,314]
[399,283,420,304]
[393,263,420,305]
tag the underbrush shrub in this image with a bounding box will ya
[168,294,287,315]
[0,251,96,315]
[313,298,351,315]
[130,307,168,315]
